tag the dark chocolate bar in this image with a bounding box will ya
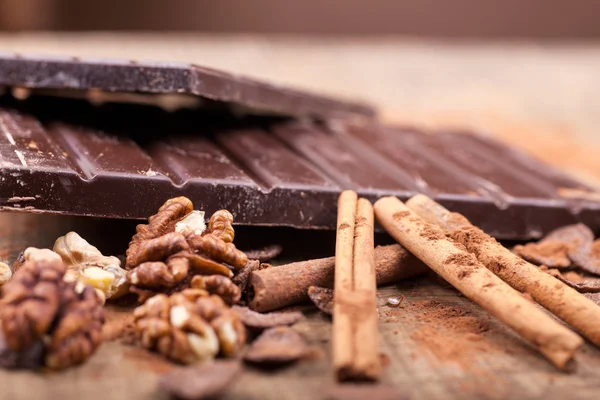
[0,94,599,239]
[0,52,374,119]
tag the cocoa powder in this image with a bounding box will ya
[405,300,526,370]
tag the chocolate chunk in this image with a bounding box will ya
[584,293,600,305]
[570,239,600,275]
[232,306,303,330]
[541,223,595,246]
[158,359,241,400]
[307,286,334,315]
[545,268,600,293]
[513,224,595,268]
[513,242,572,268]
[0,53,373,119]
[243,326,308,365]
[0,94,599,239]
[326,384,408,400]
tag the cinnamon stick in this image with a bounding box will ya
[347,198,381,379]
[247,244,427,312]
[374,196,583,371]
[406,193,600,347]
[332,190,358,379]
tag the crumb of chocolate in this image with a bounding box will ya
[243,326,309,366]
[159,359,241,400]
[307,286,334,315]
[232,306,303,330]
[545,268,600,293]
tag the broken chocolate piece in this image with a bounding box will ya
[232,306,303,330]
[243,326,308,365]
[570,239,600,275]
[158,359,241,400]
[513,242,572,268]
[326,384,408,400]
[546,268,600,293]
[0,94,599,239]
[307,286,334,315]
[513,224,595,268]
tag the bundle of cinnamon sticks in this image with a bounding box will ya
[248,192,600,377]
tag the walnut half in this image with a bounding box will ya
[53,232,128,300]
[133,291,245,364]
[0,254,105,370]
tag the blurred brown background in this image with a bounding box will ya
[1,0,600,38]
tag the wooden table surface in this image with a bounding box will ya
[0,34,600,400]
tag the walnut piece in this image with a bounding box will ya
[175,210,206,237]
[188,234,248,270]
[0,262,11,287]
[0,254,105,370]
[133,291,245,364]
[126,197,193,269]
[191,275,241,305]
[208,210,235,243]
[12,247,62,272]
[53,232,128,300]
[125,198,248,303]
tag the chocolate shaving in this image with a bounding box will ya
[570,239,600,275]
[326,384,408,400]
[232,306,303,330]
[513,224,595,268]
[244,245,283,263]
[513,241,572,268]
[545,268,600,293]
[307,286,334,315]
[243,326,308,366]
[158,359,241,400]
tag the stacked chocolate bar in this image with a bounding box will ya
[0,53,599,239]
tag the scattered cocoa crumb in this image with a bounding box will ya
[102,308,137,344]
[419,224,445,240]
[326,384,407,400]
[244,244,283,262]
[338,223,351,230]
[406,300,507,370]
[159,360,241,400]
[243,326,309,366]
[307,286,334,315]
[443,253,478,279]
[232,306,303,330]
[392,211,410,221]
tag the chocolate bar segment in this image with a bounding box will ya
[0,95,599,239]
[0,52,374,119]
